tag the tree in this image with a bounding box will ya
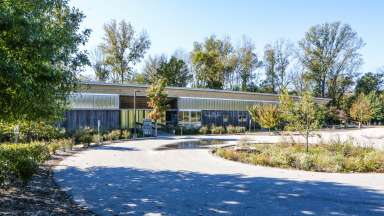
[280,91,321,152]
[191,35,237,89]
[262,40,293,93]
[236,36,262,91]
[0,0,90,122]
[350,94,373,128]
[100,20,150,83]
[248,104,279,132]
[366,92,384,123]
[299,22,364,106]
[91,47,109,81]
[143,55,192,87]
[278,88,295,124]
[355,71,384,95]
[147,79,168,136]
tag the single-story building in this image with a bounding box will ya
[63,82,330,133]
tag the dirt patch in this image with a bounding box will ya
[0,150,95,216]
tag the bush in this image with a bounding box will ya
[227,125,246,134]
[226,125,236,134]
[57,138,74,152]
[106,130,121,141]
[199,126,209,135]
[74,127,94,146]
[211,126,225,134]
[215,139,384,173]
[0,142,50,186]
[236,126,246,133]
[121,129,131,139]
[0,120,65,142]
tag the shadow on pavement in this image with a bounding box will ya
[54,166,384,216]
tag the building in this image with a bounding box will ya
[63,82,330,133]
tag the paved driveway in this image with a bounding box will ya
[54,132,384,216]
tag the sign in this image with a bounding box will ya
[143,119,153,136]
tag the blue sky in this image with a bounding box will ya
[70,0,383,75]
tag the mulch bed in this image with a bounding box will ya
[0,150,96,216]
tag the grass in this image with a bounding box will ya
[215,138,384,173]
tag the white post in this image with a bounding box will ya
[97,120,101,144]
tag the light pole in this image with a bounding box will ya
[133,89,144,139]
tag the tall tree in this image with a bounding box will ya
[299,22,364,106]
[355,70,384,95]
[91,47,109,81]
[147,79,168,136]
[236,36,262,91]
[262,40,294,93]
[0,0,89,122]
[100,20,150,83]
[191,35,237,89]
[143,55,192,87]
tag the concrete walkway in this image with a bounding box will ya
[54,129,384,216]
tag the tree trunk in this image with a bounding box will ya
[358,122,361,129]
[306,129,309,153]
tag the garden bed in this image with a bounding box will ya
[0,150,94,215]
[214,140,384,173]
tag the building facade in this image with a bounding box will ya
[63,82,330,132]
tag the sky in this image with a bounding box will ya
[70,0,384,76]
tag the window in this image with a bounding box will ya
[223,114,229,123]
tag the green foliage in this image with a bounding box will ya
[199,126,210,135]
[350,93,373,128]
[74,127,94,146]
[355,71,384,95]
[147,79,168,136]
[121,129,131,139]
[0,120,65,142]
[215,139,384,173]
[106,130,121,141]
[261,40,293,93]
[236,36,262,91]
[299,22,363,106]
[211,126,225,134]
[99,19,150,83]
[280,91,322,151]
[366,92,384,122]
[0,0,90,122]
[226,125,246,134]
[0,142,51,186]
[191,35,237,89]
[143,55,192,87]
[248,104,279,131]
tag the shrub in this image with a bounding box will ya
[0,142,50,186]
[0,120,65,142]
[106,130,121,141]
[211,126,225,134]
[226,125,236,134]
[92,134,102,144]
[236,126,246,134]
[74,127,94,146]
[57,138,74,152]
[121,129,131,139]
[199,126,209,135]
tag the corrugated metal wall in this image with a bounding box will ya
[63,110,120,133]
